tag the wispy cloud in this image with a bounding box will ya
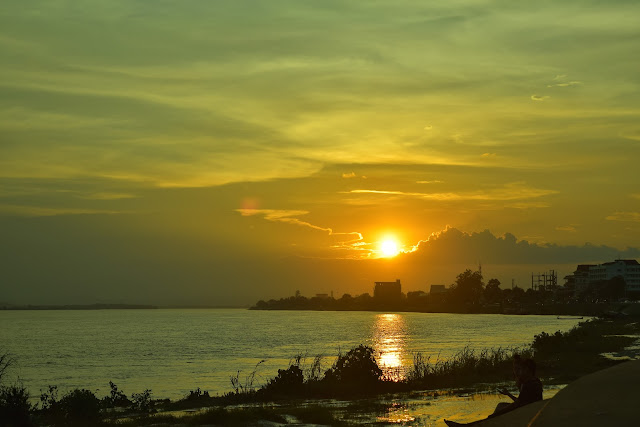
[507,201,551,209]
[547,81,582,88]
[0,204,122,217]
[348,182,557,202]
[606,212,640,223]
[342,172,357,178]
[235,208,363,245]
[81,192,137,200]
[531,95,550,101]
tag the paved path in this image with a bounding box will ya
[530,359,640,426]
[454,359,640,426]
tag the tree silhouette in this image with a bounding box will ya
[450,269,484,306]
[484,278,502,303]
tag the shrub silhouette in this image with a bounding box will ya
[39,388,101,426]
[263,365,304,394]
[101,381,130,408]
[0,384,32,426]
[59,389,101,425]
[186,387,210,401]
[323,345,382,385]
[130,389,155,414]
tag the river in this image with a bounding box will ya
[0,309,583,400]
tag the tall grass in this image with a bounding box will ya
[229,359,266,395]
[407,345,533,388]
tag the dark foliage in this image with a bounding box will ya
[39,387,101,426]
[187,406,287,426]
[130,389,155,414]
[323,345,382,385]
[263,364,304,394]
[0,384,32,427]
[101,381,130,408]
[185,387,210,401]
[0,353,13,386]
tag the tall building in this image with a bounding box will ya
[566,259,640,294]
[374,279,402,300]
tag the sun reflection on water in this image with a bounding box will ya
[373,313,407,380]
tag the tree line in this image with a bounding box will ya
[252,268,632,313]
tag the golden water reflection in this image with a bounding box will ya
[372,313,407,380]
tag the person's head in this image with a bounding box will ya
[520,358,536,377]
[512,354,523,377]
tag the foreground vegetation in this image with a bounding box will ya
[1,316,638,426]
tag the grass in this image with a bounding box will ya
[406,345,534,389]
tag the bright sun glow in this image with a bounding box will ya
[381,240,400,257]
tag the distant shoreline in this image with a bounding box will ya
[0,304,249,310]
[0,303,159,310]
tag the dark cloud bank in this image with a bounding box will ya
[405,227,640,265]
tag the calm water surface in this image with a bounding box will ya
[1,309,583,400]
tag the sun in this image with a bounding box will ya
[380,239,400,257]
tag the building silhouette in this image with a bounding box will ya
[565,259,640,294]
[374,279,402,301]
[429,284,446,294]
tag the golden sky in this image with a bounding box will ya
[1,1,639,305]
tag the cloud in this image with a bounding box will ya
[235,208,363,245]
[620,131,640,142]
[342,172,357,178]
[416,180,444,184]
[606,212,640,223]
[531,95,550,101]
[0,205,121,217]
[348,182,558,202]
[556,225,577,232]
[405,227,640,265]
[547,81,582,88]
[481,152,497,158]
[506,201,551,209]
[81,192,137,200]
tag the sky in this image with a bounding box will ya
[1,1,639,306]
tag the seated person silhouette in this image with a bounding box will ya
[444,355,542,426]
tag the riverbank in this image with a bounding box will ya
[3,315,638,425]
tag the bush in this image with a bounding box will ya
[38,385,59,412]
[185,387,210,401]
[101,381,130,408]
[323,345,382,385]
[58,389,101,425]
[263,365,304,394]
[130,389,155,414]
[39,387,101,426]
[0,384,32,427]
